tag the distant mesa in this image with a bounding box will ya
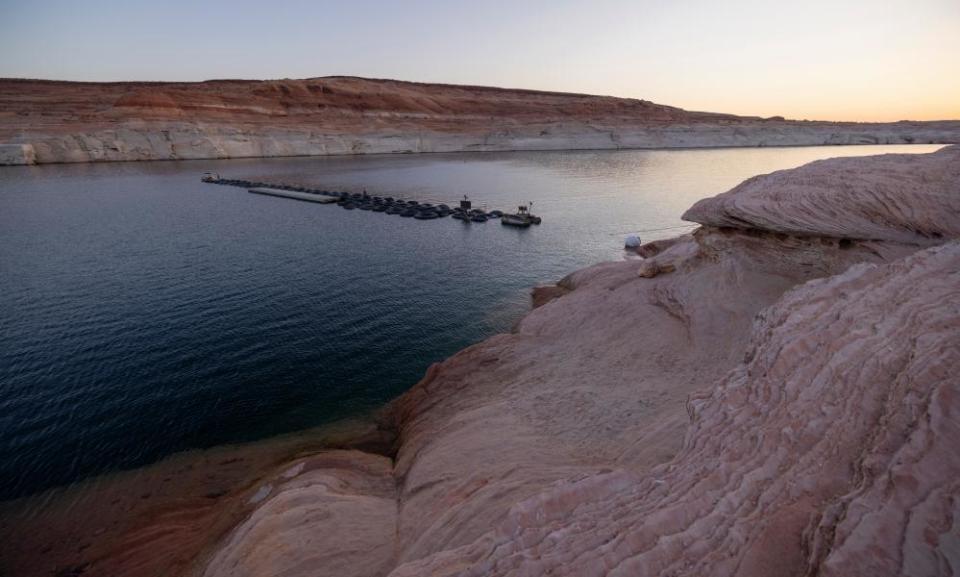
[0,76,958,164]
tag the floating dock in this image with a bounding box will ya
[248,187,341,203]
[201,175,542,227]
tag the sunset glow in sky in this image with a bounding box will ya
[1,0,957,121]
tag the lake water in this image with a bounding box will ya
[0,144,941,500]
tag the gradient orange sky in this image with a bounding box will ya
[0,0,957,121]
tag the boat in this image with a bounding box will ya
[470,213,488,223]
[500,213,531,227]
[501,204,539,227]
[201,172,220,182]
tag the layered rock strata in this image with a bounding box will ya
[2,77,959,165]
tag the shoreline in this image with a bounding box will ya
[207,145,957,577]
[2,145,957,577]
[0,139,951,168]
[0,140,960,169]
[0,127,960,168]
[0,416,396,577]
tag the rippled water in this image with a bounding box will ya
[0,144,940,499]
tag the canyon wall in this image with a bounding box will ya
[2,77,959,165]
[193,146,959,577]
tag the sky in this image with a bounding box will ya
[1,0,957,121]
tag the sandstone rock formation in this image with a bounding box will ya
[201,451,397,577]
[1,77,959,165]
[684,145,960,244]
[190,147,959,577]
[389,240,960,577]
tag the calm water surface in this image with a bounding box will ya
[0,145,940,499]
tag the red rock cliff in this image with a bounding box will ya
[2,76,959,164]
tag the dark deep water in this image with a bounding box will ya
[0,144,941,500]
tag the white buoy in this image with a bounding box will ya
[624,234,641,249]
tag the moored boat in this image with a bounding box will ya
[501,213,532,227]
[501,203,540,227]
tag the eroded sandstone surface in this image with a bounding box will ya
[189,147,959,577]
[2,77,959,164]
[684,145,960,244]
